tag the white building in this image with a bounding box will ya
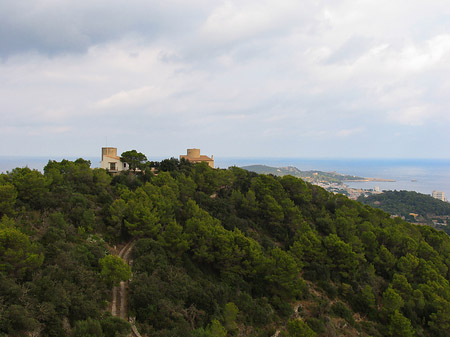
[100,147,128,173]
[432,190,446,202]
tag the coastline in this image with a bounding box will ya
[344,178,396,182]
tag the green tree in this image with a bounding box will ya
[397,253,420,282]
[190,328,213,337]
[382,287,404,319]
[392,273,413,301]
[359,284,376,315]
[388,310,414,337]
[99,255,132,287]
[206,319,226,337]
[121,188,161,238]
[2,304,38,336]
[374,244,396,277]
[72,318,104,337]
[120,150,147,172]
[285,319,316,337]
[9,167,48,209]
[100,314,131,337]
[0,183,17,217]
[280,175,312,206]
[158,221,189,259]
[429,298,450,336]
[323,234,358,280]
[0,220,43,278]
[223,302,239,332]
[265,247,304,299]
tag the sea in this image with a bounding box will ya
[1,156,449,199]
[215,157,450,199]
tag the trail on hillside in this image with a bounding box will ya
[111,241,142,337]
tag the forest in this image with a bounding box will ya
[358,190,450,224]
[2,157,450,336]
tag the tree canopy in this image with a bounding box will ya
[120,150,147,172]
[1,157,450,336]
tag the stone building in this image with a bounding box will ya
[180,148,214,168]
[100,147,128,173]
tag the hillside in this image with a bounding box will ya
[358,190,450,228]
[242,164,366,184]
[1,158,450,336]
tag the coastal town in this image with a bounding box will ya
[241,164,394,200]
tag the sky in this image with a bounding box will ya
[1,0,450,160]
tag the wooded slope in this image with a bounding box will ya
[1,158,450,337]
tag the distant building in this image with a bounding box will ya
[180,148,214,168]
[100,147,128,173]
[374,186,381,192]
[432,190,446,202]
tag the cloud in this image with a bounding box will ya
[200,0,316,42]
[398,34,450,71]
[95,85,171,110]
[0,1,450,158]
[28,125,72,136]
[325,36,374,65]
[336,127,365,137]
[0,0,211,57]
[389,106,433,126]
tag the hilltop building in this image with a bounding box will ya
[180,148,214,168]
[432,190,446,202]
[100,147,128,173]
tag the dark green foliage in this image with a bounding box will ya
[0,160,113,336]
[0,218,44,279]
[387,310,414,337]
[304,317,325,335]
[71,318,104,337]
[223,302,239,332]
[2,158,450,336]
[285,319,316,337]
[120,150,147,172]
[358,190,450,218]
[8,167,49,210]
[330,301,355,325]
[0,182,17,217]
[100,314,131,337]
[99,255,132,287]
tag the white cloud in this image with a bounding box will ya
[389,106,433,126]
[201,0,310,41]
[398,34,450,71]
[95,85,170,110]
[1,1,450,158]
[336,127,365,137]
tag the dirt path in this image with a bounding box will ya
[111,241,142,337]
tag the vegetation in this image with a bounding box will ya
[358,190,450,225]
[242,164,365,183]
[1,157,450,336]
[120,150,147,172]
